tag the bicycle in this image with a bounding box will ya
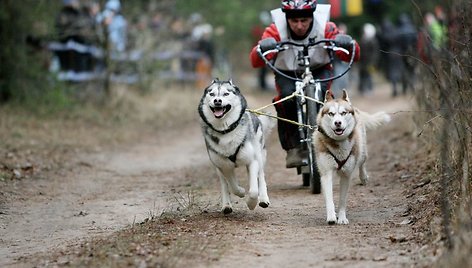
[256,37,356,194]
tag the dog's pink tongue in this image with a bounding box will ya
[214,109,224,117]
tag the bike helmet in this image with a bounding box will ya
[281,0,317,18]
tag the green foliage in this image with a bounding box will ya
[0,0,69,108]
[175,0,275,49]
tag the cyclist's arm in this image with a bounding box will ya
[325,22,361,62]
[249,23,281,68]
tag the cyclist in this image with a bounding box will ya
[249,0,360,169]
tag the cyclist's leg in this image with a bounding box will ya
[274,73,299,151]
[273,73,307,168]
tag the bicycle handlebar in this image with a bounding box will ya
[257,38,356,83]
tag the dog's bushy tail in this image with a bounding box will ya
[356,109,391,130]
[259,114,276,138]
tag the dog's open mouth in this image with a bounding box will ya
[334,127,345,135]
[210,105,232,118]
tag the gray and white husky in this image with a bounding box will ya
[198,79,275,214]
[313,90,391,225]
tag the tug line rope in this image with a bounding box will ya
[246,93,324,130]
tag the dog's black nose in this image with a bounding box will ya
[335,121,342,127]
[213,98,222,106]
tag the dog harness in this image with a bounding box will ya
[317,128,353,170]
[327,149,353,170]
[204,113,261,164]
[228,141,244,163]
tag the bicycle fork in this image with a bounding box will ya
[295,81,309,147]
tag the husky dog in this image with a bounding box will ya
[313,90,391,224]
[198,79,275,214]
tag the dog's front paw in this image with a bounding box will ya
[246,197,258,210]
[258,202,269,208]
[337,211,349,224]
[359,168,369,185]
[327,213,337,225]
[258,195,270,208]
[221,206,233,214]
[233,186,246,198]
[337,217,349,225]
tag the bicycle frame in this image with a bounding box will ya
[257,38,355,129]
[257,37,356,194]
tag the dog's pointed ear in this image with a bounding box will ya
[227,79,240,92]
[211,78,220,84]
[342,89,350,103]
[324,89,334,102]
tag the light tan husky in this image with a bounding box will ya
[313,90,390,225]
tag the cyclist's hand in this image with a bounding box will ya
[334,34,353,49]
[259,37,277,52]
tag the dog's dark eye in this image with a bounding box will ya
[340,111,347,116]
[328,112,335,117]
[223,93,229,96]
[209,93,215,97]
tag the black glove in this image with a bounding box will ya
[259,37,277,52]
[334,34,353,49]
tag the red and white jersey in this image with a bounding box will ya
[249,5,360,71]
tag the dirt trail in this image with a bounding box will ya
[0,123,208,266]
[1,83,422,267]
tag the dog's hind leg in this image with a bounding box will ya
[217,169,233,214]
[245,161,260,210]
[321,172,337,225]
[358,153,369,185]
[337,175,351,224]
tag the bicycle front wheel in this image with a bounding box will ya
[305,84,321,194]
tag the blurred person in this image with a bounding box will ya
[55,0,88,73]
[378,17,403,97]
[99,0,128,53]
[179,13,215,86]
[249,0,360,168]
[192,23,215,88]
[330,22,350,97]
[251,11,272,91]
[358,23,379,96]
[192,23,215,66]
[397,13,417,94]
[80,1,102,72]
[424,12,447,50]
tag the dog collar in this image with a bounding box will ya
[201,107,246,135]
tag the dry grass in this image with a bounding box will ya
[0,82,203,181]
[411,1,472,266]
[33,188,231,268]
